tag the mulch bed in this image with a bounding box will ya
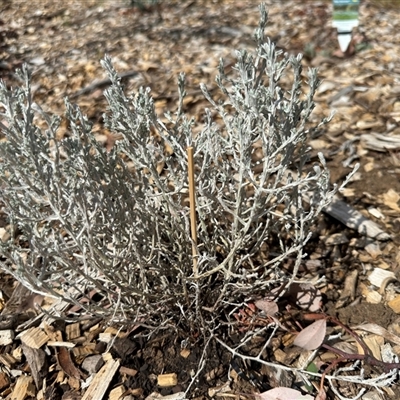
[1,1,400,399]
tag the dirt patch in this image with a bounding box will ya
[337,302,397,326]
[115,335,232,397]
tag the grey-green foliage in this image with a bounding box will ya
[0,6,346,330]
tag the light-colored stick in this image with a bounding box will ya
[187,146,198,277]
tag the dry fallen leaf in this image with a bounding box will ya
[57,347,81,379]
[254,299,279,316]
[259,387,314,400]
[294,319,327,351]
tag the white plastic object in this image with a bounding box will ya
[332,0,360,52]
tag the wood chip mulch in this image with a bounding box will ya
[1,1,400,399]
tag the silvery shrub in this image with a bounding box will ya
[0,6,349,333]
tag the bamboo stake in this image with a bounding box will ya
[187,146,198,278]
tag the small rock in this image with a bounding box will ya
[82,355,104,374]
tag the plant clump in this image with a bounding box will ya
[0,6,351,339]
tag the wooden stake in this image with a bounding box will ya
[187,146,198,277]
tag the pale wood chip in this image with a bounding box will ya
[157,373,178,387]
[0,329,14,346]
[81,356,120,400]
[10,375,35,400]
[19,327,49,349]
[109,385,126,400]
[66,323,81,341]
